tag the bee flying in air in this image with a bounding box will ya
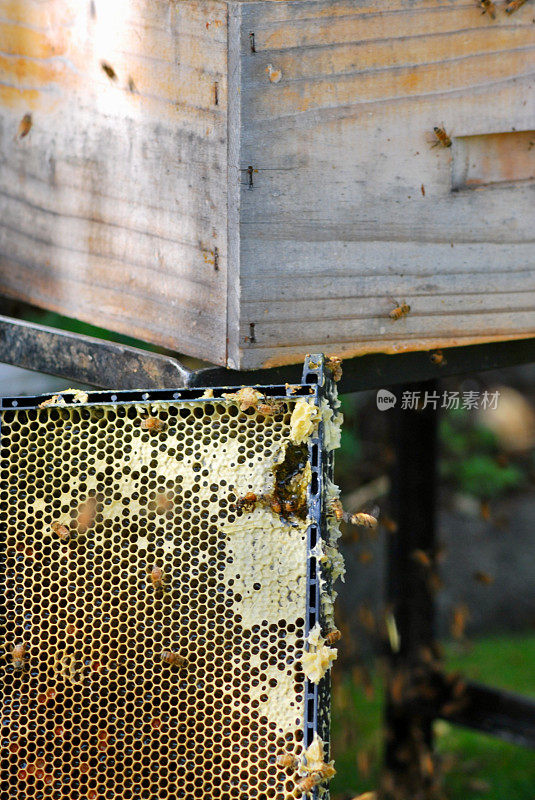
[432,125,452,148]
[329,498,379,530]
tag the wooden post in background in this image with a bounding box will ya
[381,381,442,800]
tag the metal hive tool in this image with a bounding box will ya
[1,355,342,800]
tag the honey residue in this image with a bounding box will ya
[289,399,321,444]
[302,623,337,684]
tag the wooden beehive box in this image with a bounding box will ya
[0,0,533,369]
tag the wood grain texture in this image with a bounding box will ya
[235,0,535,369]
[0,0,229,364]
[1,0,533,370]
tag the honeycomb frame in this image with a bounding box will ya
[1,355,338,800]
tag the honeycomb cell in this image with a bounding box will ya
[1,388,332,800]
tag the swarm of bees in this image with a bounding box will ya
[11,643,27,672]
[329,498,379,530]
[51,522,71,542]
[162,650,186,668]
[232,490,303,520]
[141,416,165,432]
[389,302,411,321]
[432,126,452,148]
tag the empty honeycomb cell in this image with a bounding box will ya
[1,375,337,800]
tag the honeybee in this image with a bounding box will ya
[329,498,345,521]
[325,356,343,382]
[505,0,527,12]
[11,643,27,671]
[479,0,496,17]
[330,499,379,530]
[141,416,165,432]
[268,495,282,515]
[473,571,494,585]
[232,492,258,512]
[277,753,299,768]
[324,629,342,645]
[230,387,263,412]
[432,126,452,148]
[295,773,322,795]
[17,113,32,139]
[430,350,445,366]
[350,510,379,530]
[256,400,284,416]
[162,650,186,667]
[450,603,470,641]
[389,302,411,321]
[148,566,167,592]
[52,522,71,542]
[101,61,117,80]
[282,495,301,517]
[411,549,432,568]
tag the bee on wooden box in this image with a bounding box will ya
[432,126,452,148]
[389,302,411,321]
[505,0,527,12]
[479,0,496,17]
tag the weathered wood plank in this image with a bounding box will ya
[0,0,229,363]
[234,0,535,368]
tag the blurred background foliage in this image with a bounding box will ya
[331,373,535,800]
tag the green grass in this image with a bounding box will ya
[330,634,535,799]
